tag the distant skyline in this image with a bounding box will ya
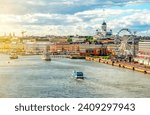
[0,0,150,36]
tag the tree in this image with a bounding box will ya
[67,38,72,43]
[85,36,93,42]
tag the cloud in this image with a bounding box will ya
[108,10,150,31]
[0,0,149,14]
[0,13,83,26]
[0,0,150,36]
[1,8,150,36]
[138,30,150,36]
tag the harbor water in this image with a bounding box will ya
[0,54,150,98]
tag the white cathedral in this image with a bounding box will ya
[94,21,114,40]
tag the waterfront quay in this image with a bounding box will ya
[86,56,150,74]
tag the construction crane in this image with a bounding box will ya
[21,31,26,37]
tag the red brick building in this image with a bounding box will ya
[81,48,109,56]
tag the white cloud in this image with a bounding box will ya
[137,30,150,36]
[26,0,46,6]
[126,0,150,5]
[108,10,150,30]
[0,0,150,36]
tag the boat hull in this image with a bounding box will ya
[43,58,51,61]
[75,76,84,80]
[10,56,18,59]
[72,73,84,80]
[41,55,51,61]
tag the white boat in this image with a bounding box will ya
[9,53,18,59]
[72,71,84,79]
[41,53,51,61]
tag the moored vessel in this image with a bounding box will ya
[9,53,18,59]
[41,53,51,61]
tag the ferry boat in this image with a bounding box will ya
[72,71,84,79]
[9,53,18,59]
[41,53,51,61]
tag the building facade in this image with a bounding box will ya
[49,43,80,54]
[24,41,52,54]
[134,40,150,65]
[79,44,108,56]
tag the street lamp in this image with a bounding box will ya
[132,31,136,57]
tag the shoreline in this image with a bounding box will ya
[85,56,150,75]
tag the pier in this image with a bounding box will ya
[86,56,150,75]
[49,55,70,58]
[48,55,85,59]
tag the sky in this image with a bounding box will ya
[0,0,150,36]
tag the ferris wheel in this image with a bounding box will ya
[114,28,136,57]
[115,28,134,44]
